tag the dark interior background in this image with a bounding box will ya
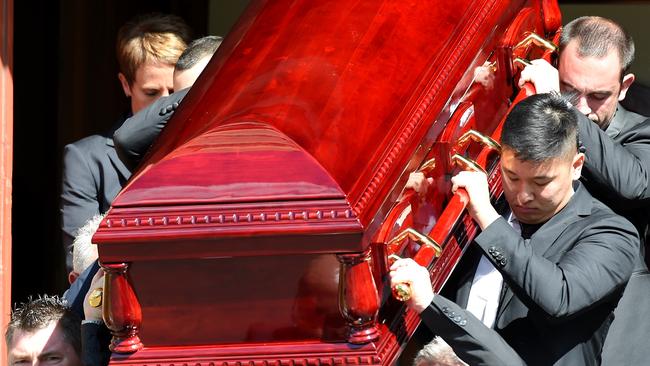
[11,0,246,303]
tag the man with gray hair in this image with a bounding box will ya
[519,16,650,365]
[413,337,467,366]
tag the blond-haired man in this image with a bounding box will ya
[61,13,192,273]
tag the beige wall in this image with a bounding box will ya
[561,3,650,85]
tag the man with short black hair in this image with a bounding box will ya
[6,296,82,366]
[391,93,638,365]
[519,16,650,365]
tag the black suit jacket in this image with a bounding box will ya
[113,88,189,170]
[61,91,189,271]
[60,125,131,271]
[577,104,650,365]
[422,183,639,366]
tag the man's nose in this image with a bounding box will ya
[576,96,592,115]
[517,187,534,204]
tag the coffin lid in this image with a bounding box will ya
[99,0,528,258]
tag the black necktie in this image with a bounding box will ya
[520,222,544,240]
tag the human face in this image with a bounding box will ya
[501,147,584,224]
[119,61,175,114]
[559,40,634,129]
[173,56,211,92]
[8,322,81,366]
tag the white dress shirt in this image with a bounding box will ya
[465,212,520,328]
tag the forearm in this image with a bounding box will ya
[578,110,650,202]
[420,296,525,366]
[475,217,638,317]
[81,322,112,366]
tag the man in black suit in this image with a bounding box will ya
[60,14,192,272]
[519,16,650,365]
[391,93,639,365]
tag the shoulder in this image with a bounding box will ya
[574,184,636,233]
[65,134,110,151]
[618,104,650,132]
[63,135,114,169]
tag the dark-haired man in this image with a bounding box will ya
[114,35,223,169]
[391,93,639,365]
[5,296,83,366]
[519,16,650,365]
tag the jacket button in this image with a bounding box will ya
[459,319,467,326]
[442,306,449,313]
[172,101,180,109]
[499,258,507,266]
[454,316,462,322]
[449,311,456,318]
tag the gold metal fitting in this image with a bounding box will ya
[386,230,441,303]
[88,288,103,308]
[513,57,532,69]
[451,154,486,174]
[418,157,437,177]
[457,129,501,153]
[514,32,558,53]
[386,228,442,259]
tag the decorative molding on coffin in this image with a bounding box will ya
[99,200,361,237]
[352,0,498,216]
[108,307,422,366]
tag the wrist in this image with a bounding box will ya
[81,319,103,325]
[475,206,500,230]
[414,292,435,314]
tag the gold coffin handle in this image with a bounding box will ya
[514,32,558,53]
[513,57,532,70]
[457,129,502,153]
[387,228,442,302]
[450,153,486,174]
[418,157,437,176]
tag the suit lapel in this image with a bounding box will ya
[496,183,593,324]
[106,137,132,180]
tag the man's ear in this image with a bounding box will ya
[572,152,585,180]
[118,72,132,98]
[68,271,79,285]
[618,73,635,101]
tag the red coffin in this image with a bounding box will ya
[94,1,561,364]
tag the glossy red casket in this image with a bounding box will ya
[94,0,561,364]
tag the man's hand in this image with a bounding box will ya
[406,172,433,201]
[83,269,105,323]
[451,171,500,230]
[389,258,434,313]
[518,59,560,94]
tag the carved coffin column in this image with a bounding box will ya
[103,262,144,353]
[337,249,380,344]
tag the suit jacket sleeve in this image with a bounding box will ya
[113,88,189,170]
[577,109,650,205]
[420,296,526,366]
[475,216,638,318]
[81,322,112,366]
[61,142,100,263]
